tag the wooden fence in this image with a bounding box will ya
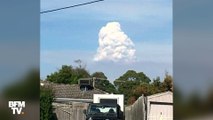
[125,95,146,120]
[53,102,88,120]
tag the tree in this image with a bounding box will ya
[132,83,150,98]
[92,72,116,93]
[40,87,54,120]
[46,65,90,84]
[127,96,136,105]
[47,65,74,84]
[74,67,90,79]
[114,70,151,104]
[114,70,151,84]
[96,80,117,93]
[91,72,107,79]
[153,76,161,87]
[149,76,164,94]
[162,73,173,91]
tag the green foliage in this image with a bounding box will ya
[114,70,173,105]
[127,96,136,105]
[114,70,151,104]
[40,87,54,120]
[115,70,151,83]
[75,67,91,79]
[95,80,117,93]
[46,65,90,84]
[91,72,107,79]
[149,77,164,94]
[92,72,116,93]
[153,76,161,87]
[162,73,173,91]
[45,64,174,106]
[133,83,150,98]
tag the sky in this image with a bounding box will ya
[40,0,172,81]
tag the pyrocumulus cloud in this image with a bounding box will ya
[94,22,136,62]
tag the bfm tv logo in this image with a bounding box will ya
[8,101,25,115]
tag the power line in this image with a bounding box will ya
[40,0,104,14]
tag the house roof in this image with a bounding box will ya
[41,81,107,99]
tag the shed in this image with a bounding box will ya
[146,91,173,120]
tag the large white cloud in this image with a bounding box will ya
[94,22,136,62]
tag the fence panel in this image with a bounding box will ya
[54,104,87,120]
[125,95,145,120]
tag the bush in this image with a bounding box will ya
[40,87,54,120]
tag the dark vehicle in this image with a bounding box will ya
[84,103,123,120]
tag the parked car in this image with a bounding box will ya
[84,103,123,120]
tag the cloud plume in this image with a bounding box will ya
[94,22,136,62]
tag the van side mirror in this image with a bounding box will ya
[83,109,87,114]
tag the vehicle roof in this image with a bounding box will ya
[89,103,120,107]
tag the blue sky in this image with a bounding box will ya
[40,0,172,81]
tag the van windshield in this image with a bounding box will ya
[88,104,117,114]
